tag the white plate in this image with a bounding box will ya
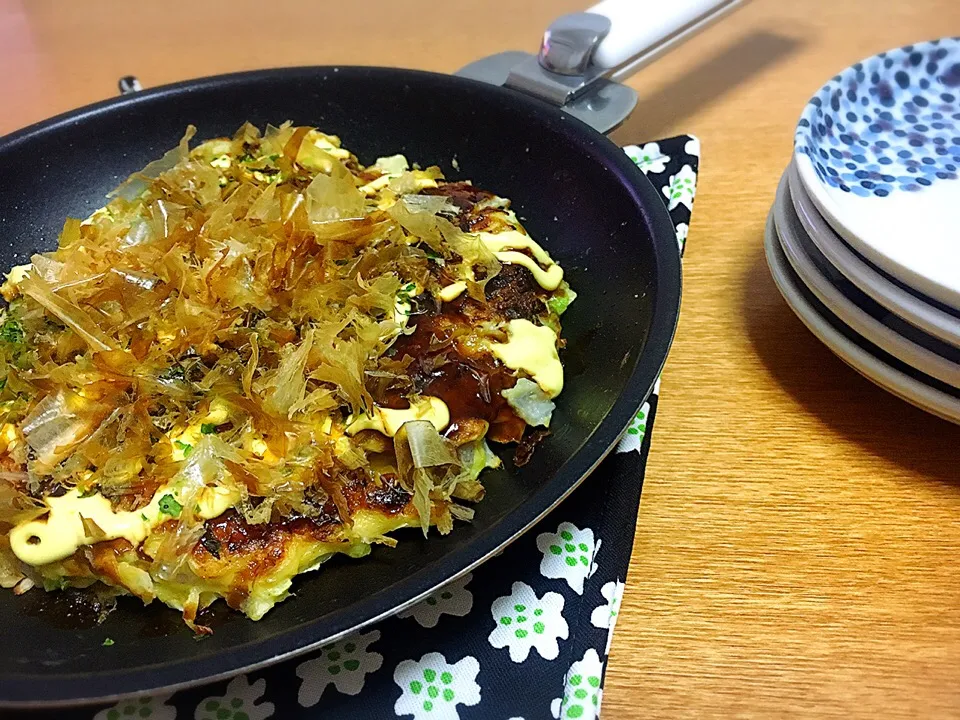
[793,38,960,309]
[773,171,960,388]
[764,208,960,424]
[787,160,960,349]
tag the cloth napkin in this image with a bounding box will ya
[22,135,699,720]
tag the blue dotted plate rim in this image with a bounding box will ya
[794,37,960,198]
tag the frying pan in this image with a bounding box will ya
[0,0,734,707]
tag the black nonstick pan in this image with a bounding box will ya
[0,6,701,705]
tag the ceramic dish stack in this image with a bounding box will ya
[767,37,960,422]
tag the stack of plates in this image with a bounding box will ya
[767,37,960,422]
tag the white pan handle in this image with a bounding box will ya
[587,0,747,79]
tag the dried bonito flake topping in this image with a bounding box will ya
[0,122,575,629]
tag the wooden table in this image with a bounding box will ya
[2,0,960,716]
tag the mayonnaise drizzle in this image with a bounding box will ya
[475,230,564,291]
[438,281,467,302]
[345,397,450,437]
[493,251,564,291]
[490,319,564,398]
[9,483,240,567]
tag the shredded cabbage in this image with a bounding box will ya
[501,378,556,428]
[547,283,577,316]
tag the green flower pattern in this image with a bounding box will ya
[393,653,481,720]
[488,581,568,662]
[195,676,274,720]
[589,580,626,654]
[616,401,650,454]
[624,142,670,175]
[398,573,473,628]
[296,630,383,705]
[676,222,689,252]
[536,522,600,594]
[550,649,604,720]
[409,668,454,710]
[94,695,176,720]
[662,164,697,211]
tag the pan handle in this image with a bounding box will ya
[499,0,746,129]
[587,0,747,81]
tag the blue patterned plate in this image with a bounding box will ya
[794,38,960,309]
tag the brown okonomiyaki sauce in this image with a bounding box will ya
[385,263,554,455]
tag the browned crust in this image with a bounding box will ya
[193,471,413,560]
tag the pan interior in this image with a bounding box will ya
[0,66,679,704]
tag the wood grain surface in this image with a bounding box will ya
[2,0,960,716]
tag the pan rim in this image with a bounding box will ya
[0,65,682,707]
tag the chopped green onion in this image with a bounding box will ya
[0,318,24,345]
[200,423,218,435]
[174,440,193,457]
[397,282,417,305]
[158,494,183,517]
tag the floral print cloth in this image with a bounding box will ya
[21,135,699,720]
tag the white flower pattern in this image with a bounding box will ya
[550,649,605,720]
[296,629,383,706]
[488,581,568,662]
[195,676,273,720]
[684,136,701,158]
[398,573,473,628]
[394,652,481,720]
[616,401,650,454]
[590,580,626,655]
[675,222,689,252]
[95,694,177,720]
[536,523,600,594]
[624,143,671,174]
[662,164,697,211]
